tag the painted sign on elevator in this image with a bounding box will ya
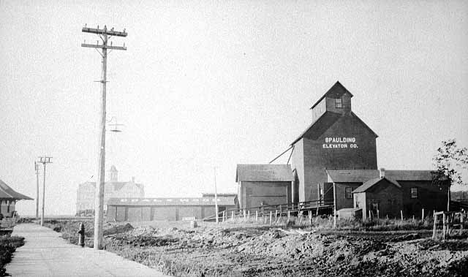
[323,137,358,149]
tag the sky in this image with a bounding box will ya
[1,0,467,216]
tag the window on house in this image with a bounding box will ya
[345,187,353,199]
[335,98,343,108]
[411,187,418,199]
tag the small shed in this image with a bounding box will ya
[0,179,33,218]
[235,164,293,210]
[353,177,403,220]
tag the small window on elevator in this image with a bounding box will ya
[335,98,343,109]
[410,187,418,199]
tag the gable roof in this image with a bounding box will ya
[0,179,33,200]
[353,177,401,193]
[236,164,293,182]
[291,112,377,146]
[291,112,342,145]
[310,81,354,110]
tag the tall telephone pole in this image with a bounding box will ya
[37,156,52,226]
[82,25,127,250]
[34,161,40,219]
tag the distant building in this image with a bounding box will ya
[107,194,236,222]
[0,179,32,218]
[76,166,144,215]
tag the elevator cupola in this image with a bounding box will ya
[310,81,353,122]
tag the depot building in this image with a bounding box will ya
[237,81,449,219]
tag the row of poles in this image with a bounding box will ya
[34,156,52,226]
[34,24,127,250]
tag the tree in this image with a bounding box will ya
[433,139,468,211]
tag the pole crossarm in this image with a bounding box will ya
[82,26,127,37]
[81,43,127,51]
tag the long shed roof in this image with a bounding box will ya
[0,179,33,200]
[236,164,293,182]
[107,197,236,207]
[327,169,436,183]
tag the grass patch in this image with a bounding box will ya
[0,236,25,276]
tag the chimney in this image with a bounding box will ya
[379,168,385,179]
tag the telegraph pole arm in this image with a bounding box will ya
[81,44,127,51]
[82,26,127,37]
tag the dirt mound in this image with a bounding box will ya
[48,220,468,276]
[103,223,134,236]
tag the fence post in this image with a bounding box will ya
[442,212,447,240]
[460,213,464,235]
[422,209,425,220]
[231,211,234,220]
[287,211,291,221]
[432,213,437,239]
[400,210,403,221]
[269,211,272,225]
[243,209,246,219]
[255,210,258,222]
[247,210,250,220]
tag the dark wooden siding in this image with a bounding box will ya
[298,114,377,202]
[240,181,291,209]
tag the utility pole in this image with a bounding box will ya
[82,25,127,250]
[34,161,40,219]
[214,167,219,224]
[37,156,52,226]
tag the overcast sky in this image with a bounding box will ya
[1,0,467,215]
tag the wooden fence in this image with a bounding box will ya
[432,211,466,240]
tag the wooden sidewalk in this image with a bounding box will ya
[5,223,168,277]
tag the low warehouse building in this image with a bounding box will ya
[106,195,236,222]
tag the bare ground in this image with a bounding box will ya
[48,220,468,277]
